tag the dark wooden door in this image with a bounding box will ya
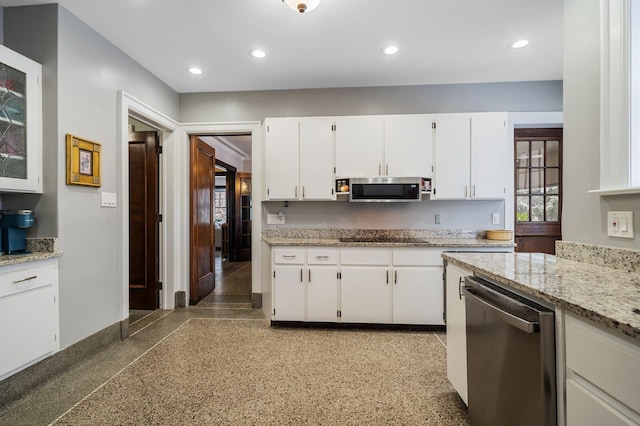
[190,136,216,304]
[514,128,563,254]
[129,131,160,309]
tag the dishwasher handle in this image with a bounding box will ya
[462,277,540,334]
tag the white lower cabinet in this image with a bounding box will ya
[272,248,338,322]
[0,258,59,380]
[445,262,472,405]
[564,313,640,425]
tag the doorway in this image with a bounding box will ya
[514,128,563,254]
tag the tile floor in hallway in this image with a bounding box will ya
[0,256,261,426]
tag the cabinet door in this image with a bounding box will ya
[566,379,638,426]
[340,266,390,323]
[0,44,42,193]
[384,115,433,178]
[392,266,443,325]
[445,263,472,405]
[433,114,471,199]
[470,112,507,199]
[264,118,299,199]
[307,265,338,322]
[299,118,335,200]
[272,265,305,321]
[335,116,384,177]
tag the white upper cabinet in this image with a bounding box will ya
[335,116,384,178]
[264,117,335,201]
[335,114,432,178]
[299,118,335,200]
[0,44,42,193]
[384,114,433,178]
[264,118,299,200]
[433,112,507,199]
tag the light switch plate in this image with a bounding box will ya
[492,213,500,225]
[101,192,117,208]
[267,212,285,225]
[607,211,634,238]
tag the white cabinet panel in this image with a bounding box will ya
[335,116,384,177]
[433,114,471,199]
[273,265,305,321]
[445,263,472,405]
[392,267,443,325]
[470,112,507,199]
[307,266,338,322]
[566,379,637,426]
[264,118,299,199]
[340,248,391,265]
[340,267,390,323]
[299,118,335,200]
[384,115,433,178]
[393,248,443,266]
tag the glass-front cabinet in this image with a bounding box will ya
[0,44,42,193]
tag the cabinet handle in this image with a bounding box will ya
[379,164,382,176]
[13,275,37,284]
[394,270,397,284]
[295,186,298,198]
[458,277,464,300]
[315,255,330,260]
[385,164,389,176]
[300,269,303,283]
[464,185,468,198]
[282,255,297,258]
[386,270,389,284]
[308,269,311,283]
[472,184,476,197]
[302,186,305,198]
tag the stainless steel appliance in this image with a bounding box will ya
[462,276,556,426]
[349,177,421,202]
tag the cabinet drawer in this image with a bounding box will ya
[0,259,58,298]
[273,248,306,264]
[306,248,338,265]
[566,314,640,414]
[393,248,443,266]
[340,248,391,265]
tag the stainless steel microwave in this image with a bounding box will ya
[349,177,422,202]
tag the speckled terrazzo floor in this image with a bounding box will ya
[52,319,466,425]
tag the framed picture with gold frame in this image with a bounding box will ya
[66,134,101,187]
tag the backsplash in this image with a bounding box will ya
[556,241,640,274]
[263,228,486,240]
[26,238,59,253]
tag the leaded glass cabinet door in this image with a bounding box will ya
[0,44,42,193]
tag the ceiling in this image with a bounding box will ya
[0,0,563,94]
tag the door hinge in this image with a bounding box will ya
[333,166,336,173]
[337,272,342,279]
[54,333,57,342]
[273,308,276,316]
[157,214,163,223]
[433,188,436,195]
[267,188,270,196]
[331,188,334,195]
[267,125,270,132]
[337,310,341,318]
[432,122,436,129]
[332,124,336,131]
[273,271,276,278]
[158,281,163,290]
[157,145,163,154]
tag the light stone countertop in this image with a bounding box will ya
[263,236,515,248]
[442,252,640,341]
[0,252,63,267]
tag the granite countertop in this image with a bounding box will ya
[442,252,640,341]
[0,251,63,267]
[263,236,515,248]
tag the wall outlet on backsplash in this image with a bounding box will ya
[267,212,285,225]
[607,211,634,239]
[492,213,500,225]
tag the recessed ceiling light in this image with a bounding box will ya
[510,39,529,49]
[188,67,202,75]
[382,45,399,55]
[251,49,267,59]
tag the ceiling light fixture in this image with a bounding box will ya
[188,67,203,75]
[282,0,321,14]
[510,39,529,49]
[251,49,267,59]
[382,45,399,55]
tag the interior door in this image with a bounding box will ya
[190,135,216,304]
[128,131,160,309]
[514,128,563,254]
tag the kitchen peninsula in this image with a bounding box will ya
[443,241,640,425]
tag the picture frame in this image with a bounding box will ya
[66,134,101,187]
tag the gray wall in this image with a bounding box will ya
[563,0,640,248]
[4,4,179,348]
[180,81,562,123]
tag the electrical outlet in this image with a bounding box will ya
[267,212,285,225]
[492,213,500,225]
[435,214,441,224]
[607,211,634,238]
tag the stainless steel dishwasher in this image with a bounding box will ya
[462,276,556,426]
